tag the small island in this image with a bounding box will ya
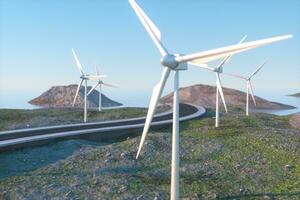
[29,84,122,108]
[289,92,300,98]
[161,84,295,110]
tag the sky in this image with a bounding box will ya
[0,0,300,107]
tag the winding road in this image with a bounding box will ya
[0,104,205,152]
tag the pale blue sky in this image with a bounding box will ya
[0,0,299,101]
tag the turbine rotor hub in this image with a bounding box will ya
[160,55,178,69]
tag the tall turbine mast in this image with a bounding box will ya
[190,35,247,127]
[71,49,107,122]
[129,1,291,199]
[223,61,267,115]
[87,66,117,112]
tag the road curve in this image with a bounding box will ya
[0,104,205,152]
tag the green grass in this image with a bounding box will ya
[0,107,299,199]
[0,105,170,131]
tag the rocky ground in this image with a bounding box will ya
[0,107,299,199]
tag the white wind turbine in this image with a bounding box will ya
[189,35,247,127]
[224,61,267,116]
[129,0,291,199]
[72,49,107,122]
[87,65,117,111]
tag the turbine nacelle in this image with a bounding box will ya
[80,74,90,80]
[80,74,107,81]
[160,54,187,70]
[213,67,223,73]
[98,80,104,84]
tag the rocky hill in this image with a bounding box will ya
[161,84,294,110]
[29,85,122,108]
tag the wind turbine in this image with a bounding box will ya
[87,65,117,111]
[71,49,106,122]
[189,35,247,127]
[128,0,291,199]
[224,61,267,116]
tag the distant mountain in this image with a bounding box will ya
[161,84,295,110]
[289,93,300,97]
[29,84,122,108]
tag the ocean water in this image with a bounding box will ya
[0,88,299,116]
[0,89,151,109]
[253,89,300,116]
[0,91,40,110]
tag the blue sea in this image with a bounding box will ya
[0,88,299,116]
[0,89,151,109]
[253,89,300,115]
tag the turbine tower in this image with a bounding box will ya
[190,35,247,127]
[224,61,267,116]
[129,1,291,199]
[72,49,106,122]
[87,65,117,111]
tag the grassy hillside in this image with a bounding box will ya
[0,106,169,131]
[0,108,299,199]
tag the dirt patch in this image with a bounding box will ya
[290,112,300,129]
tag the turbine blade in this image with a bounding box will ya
[87,75,107,80]
[102,82,118,88]
[129,0,168,56]
[239,35,248,43]
[72,80,83,106]
[178,34,292,64]
[248,81,257,106]
[188,62,214,71]
[87,83,99,96]
[216,74,227,112]
[95,65,99,76]
[223,72,248,80]
[215,35,248,70]
[249,60,267,78]
[136,67,171,159]
[71,48,84,75]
